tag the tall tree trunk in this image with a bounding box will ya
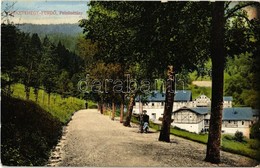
[100,103,104,114]
[98,102,101,111]
[103,103,106,113]
[111,101,115,120]
[123,94,135,127]
[25,85,30,100]
[205,2,225,164]
[159,65,175,142]
[120,93,124,123]
[48,93,51,106]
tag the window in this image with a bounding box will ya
[152,103,154,106]
[161,102,164,106]
[228,120,231,123]
[242,121,244,125]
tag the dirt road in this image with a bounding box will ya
[50,109,258,167]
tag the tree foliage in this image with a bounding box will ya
[1,24,85,103]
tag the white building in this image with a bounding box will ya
[133,90,192,121]
[172,107,253,137]
[133,91,233,121]
[194,94,233,108]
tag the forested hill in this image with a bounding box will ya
[16,23,83,36]
[16,23,83,51]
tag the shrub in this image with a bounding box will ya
[250,121,260,140]
[249,139,260,150]
[234,131,244,142]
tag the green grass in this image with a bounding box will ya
[188,84,212,99]
[2,95,62,166]
[11,83,95,124]
[170,128,208,144]
[222,135,260,161]
[2,83,97,166]
[149,122,260,161]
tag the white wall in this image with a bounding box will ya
[222,120,251,137]
[171,121,204,134]
[223,101,232,107]
[222,127,250,138]
[133,106,164,121]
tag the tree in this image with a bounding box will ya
[14,32,35,100]
[57,70,73,99]
[1,24,21,95]
[41,36,58,105]
[158,66,175,141]
[79,2,141,123]
[225,53,257,107]
[205,2,259,163]
[133,2,211,142]
[81,2,211,138]
[30,33,43,102]
[205,3,225,163]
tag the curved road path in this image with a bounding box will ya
[52,109,258,167]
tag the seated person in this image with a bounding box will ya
[142,110,149,124]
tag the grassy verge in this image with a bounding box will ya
[1,83,97,166]
[11,83,95,124]
[149,121,260,161]
[1,95,62,166]
[222,135,260,161]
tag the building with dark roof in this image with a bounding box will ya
[133,91,234,121]
[133,90,193,121]
[172,107,253,137]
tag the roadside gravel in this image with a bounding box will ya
[51,109,259,167]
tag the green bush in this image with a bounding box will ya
[250,121,260,140]
[248,139,260,150]
[234,131,244,142]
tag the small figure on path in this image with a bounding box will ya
[140,110,149,133]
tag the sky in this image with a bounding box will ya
[1,0,89,24]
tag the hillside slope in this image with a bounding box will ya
[1,95,62,166]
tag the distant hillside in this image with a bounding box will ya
[16,24,84,51]
[16,23,83,36]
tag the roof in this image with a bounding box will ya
[135,90,192,102]
[173,107,253,120]
[223,107,252,120]
[190,107,210,115]
[223,96,233,101]
[175,90,192,102]
[174,107,210,115]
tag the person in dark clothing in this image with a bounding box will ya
[143,111,149,124]
[140,110,149,133]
